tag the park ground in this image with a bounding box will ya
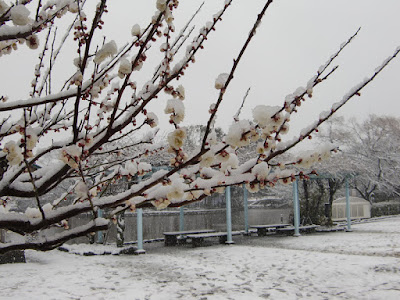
[1,216,400,300]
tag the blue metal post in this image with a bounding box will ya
[135,208,146,254]
[243,184,249,234]
[225,186,234,244]
[345,178,352,232]
[293,178,301,237]
[179,206,185,231]
[97,208,104,244]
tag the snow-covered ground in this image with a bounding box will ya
[1,217,400,300]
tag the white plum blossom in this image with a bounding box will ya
[277,169,294,185]
[167,128,186,150]
[26,35,39,49]
[59,145,81,169]
[68,2,79,13]
[131,24,141,37]
[151,198,170,210]
[3,141,23,166]
[245,182,260,194]
[164,7,174,25]
[296,145,333,169]
[75,181,89,199]
[256,142,265,154]
[118,58,132,78]
[93,40,117,64]
[164,98,185,124]
[166,180,185,202]
[221,153,239,173]
[215,73,229,89]
[199,151,214,168]
[156,0,167,12]
[73,57,82,68]
[206,130,218,146]
[71,70,83,86]
[175,85,185,100]
[146,112,159,128]
[296,150,322,169]
[10,5,31,26]
[25,127,38,153]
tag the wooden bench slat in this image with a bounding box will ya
[186,231,242,239]
[163,229,215,235]
[250,224,290,229]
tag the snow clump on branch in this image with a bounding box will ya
[10,5,31,26]
[225,120,255,148]
[215,73,229,89]
[253,105,285,137]
[251,161,270,181]
[0,1,9,15]
[118,58,132,78]
[93,41,118,64]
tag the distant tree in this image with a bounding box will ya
[318,115,400,203]
[348,115,400,201]
[0,0,398,254]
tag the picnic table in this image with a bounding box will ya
[250,224,290,236]
[186,231,242,247]
[163,229,216,246]
[275,225,319,235]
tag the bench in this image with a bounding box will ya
[163,229,216,246]
[250,224,290,236]
[276,225,319,235]
[186,231,242,247]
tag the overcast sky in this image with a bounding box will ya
[2,0,400,141]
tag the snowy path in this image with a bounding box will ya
[1,217,400,300]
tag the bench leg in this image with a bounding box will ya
[192,237,204,247]
[164,235,178,246]
[219,236,227,244]
[177,235,187,245]
[258,228,267,236]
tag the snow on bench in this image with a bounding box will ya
[186,231,242,247]
[250,224,290,236]
[163,229,216,246]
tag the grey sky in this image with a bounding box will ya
[2,0,400,140]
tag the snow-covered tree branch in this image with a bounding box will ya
[0,0,399,253]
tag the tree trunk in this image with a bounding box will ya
[116,212,125,248]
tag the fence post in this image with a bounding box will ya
[225,186,234,244]
[243,184,249,234]
[345,178,352,232]
[293,178,301,237]
[97,209,104,244]
[179,206,185,231]
[135,208,146,254]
